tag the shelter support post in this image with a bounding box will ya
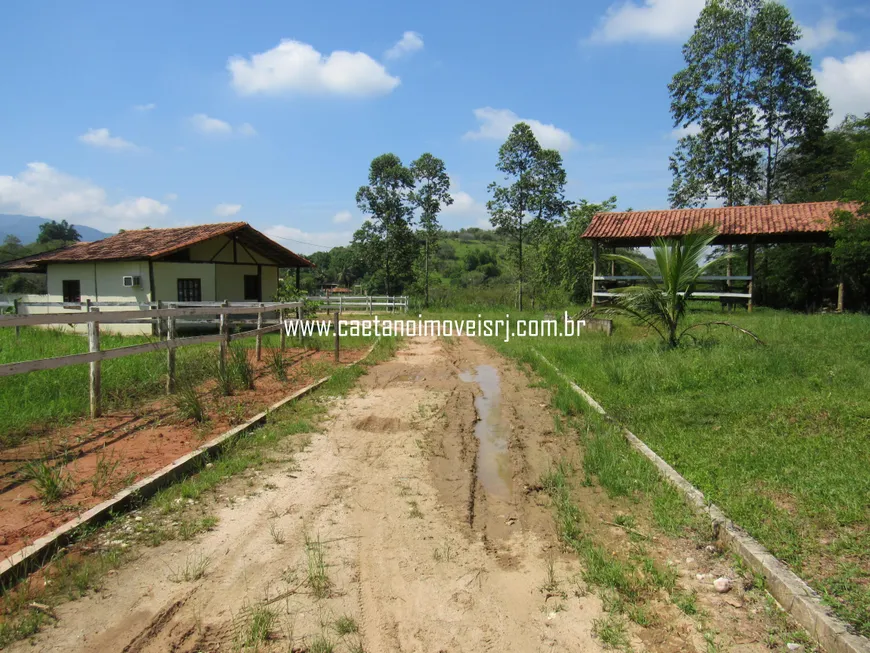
[591,241,600,308]
[747,243,756,313]
[837,277,845,312]
[727,245,733,313]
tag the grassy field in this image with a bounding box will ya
[485,307,870,637]
[0,325,376,447]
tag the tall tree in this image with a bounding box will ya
[354,154,418,295]
[669,0,828,208]
[410,153,453,308]
[487,123,568,310]
[750,1,830,203]
[778,114,870,203]
[37,219,81,244]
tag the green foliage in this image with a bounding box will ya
[669,0,828,207]
[23,459,72,504]
[273,276,317,318]
[354,153,419,295]
[603,227,734,347]
[830,150,870,309]
[487,122,569,310]
[172,383,206,423]
[36,219,81,244]
[778,114,870,203]
[267,348,287,381]
[228,344,255,391]
[410,153,453,307]
[0,234,76,294]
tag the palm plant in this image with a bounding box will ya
[601,226,761,348]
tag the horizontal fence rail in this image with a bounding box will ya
[593,275,752,282]
[0,301,310,418]
[593,291,752,299]
[307,295,409,313]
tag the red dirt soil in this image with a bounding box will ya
[0,346,366,561]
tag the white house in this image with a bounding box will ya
[0,222,313,334]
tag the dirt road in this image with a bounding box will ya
[13,336,790,652]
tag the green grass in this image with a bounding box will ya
[0,327,378,447]
[491,307,870,637]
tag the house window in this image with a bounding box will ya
[62,280,81,307]
[177,278,202,302]
[244,275,259,301]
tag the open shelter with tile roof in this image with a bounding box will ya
[580,202,856,310]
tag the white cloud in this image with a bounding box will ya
[214,203,242,217]
[0,162,169,232]
[264,225,354,254]
[190,114,257,137]
[134,103,156,111]
[385,31,424,60]
[78,128,138,151]
[190,113,233,134]
[332,210,353,224]
[237,122,257,137]
[442,178,490,228]
[669,123,701,139]
[164,193,178,201]
[228,39,400,97]
[797,17,852,52]
[463,107,576,151]
[815,50,870,123]
[588,0,705,43]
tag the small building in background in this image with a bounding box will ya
[0,222,313,334]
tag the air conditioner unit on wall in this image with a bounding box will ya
[122,275,142,288]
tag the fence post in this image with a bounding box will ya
[166,314,176,394]
[368,295,372,315]
[404,296,408,313]
[156,300,164,338]
[256,304,264,361]
[13,298,20,339]
[279,307,286,351]
[219,300,229,376]
[333,311,339,363]
[88,308,101,419]
[339,295,343,315]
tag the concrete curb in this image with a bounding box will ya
[532,349,870,653]
[0,341,380,586]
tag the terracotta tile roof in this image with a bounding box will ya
[581,202,859,241]
[0,222,313,271]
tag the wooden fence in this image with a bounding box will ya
[0,301,309,418]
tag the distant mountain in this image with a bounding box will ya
[0,214,111,244]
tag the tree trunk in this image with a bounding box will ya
[424,236,430,308]
[518,220,524,312]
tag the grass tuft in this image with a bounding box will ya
[23,459,72,504]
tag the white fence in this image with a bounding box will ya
[307,295,409,314]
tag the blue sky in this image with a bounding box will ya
[1,0,868,253]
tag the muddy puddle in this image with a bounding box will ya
[459,365,512,501]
